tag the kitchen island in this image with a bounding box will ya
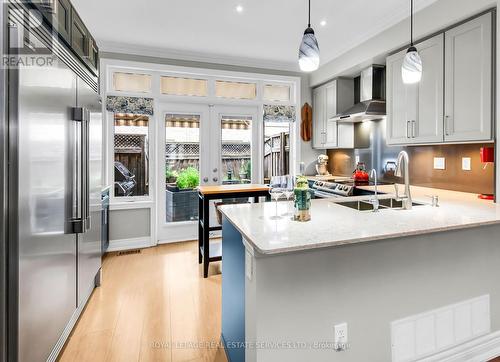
[219,185,500,362]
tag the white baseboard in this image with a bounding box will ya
[419,331,500,362]
[107,237,153,252]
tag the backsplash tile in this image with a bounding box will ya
[326,120,495,195]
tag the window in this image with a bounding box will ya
[263,84,291,102]
[221,116,252,183]
[263,121,291,183]
[113,72,152,93]
[215,80,256,99]
[161,76,208,97]
[113,113,150,197]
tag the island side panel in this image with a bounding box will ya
[221,216,245,362]
[246,224,500,362]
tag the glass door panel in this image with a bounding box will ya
[263,121,291,184]
[157,103,210,243]
[220,116,252,184]
[165,113,201,223]
[212,105,260,185]
[157,104,260,243]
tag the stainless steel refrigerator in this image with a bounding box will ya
[3,3,102,361]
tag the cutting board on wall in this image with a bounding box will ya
[301,103,312,142]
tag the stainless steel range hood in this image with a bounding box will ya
[333,65,386,122]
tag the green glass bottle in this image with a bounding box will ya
[294,175,312,222]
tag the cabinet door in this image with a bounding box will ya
[312,86,326,149]
[55,0,72,44]
[387,35,443,144]
[386,49,418,144]
[324,81,338,148]
[325,81,337,120]
[324,119,338,148]
[87,36,99,74]
[413,34,444,143]
[71,9,89,60]
[444,13,492,142]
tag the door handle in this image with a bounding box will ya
[445,115,453,136]
[406,121,410,138]
[213,168,218,173]
[411,120,416,138]
[203,177,209,183]
[213,177,219,182]
[71,107,90,233]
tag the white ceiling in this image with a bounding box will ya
[72,0,439,71]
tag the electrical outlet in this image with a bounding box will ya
[462,157,472,171]
[334,323,348,351]
[433,157,446,170]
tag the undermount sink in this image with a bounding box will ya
[336,198,425,212]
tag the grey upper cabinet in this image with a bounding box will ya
[312,79,354,149]
[71,9,89,60]
[30,0,99,77]
[444,13,492,142]
[386,13,492,145]
[55,0,72,44]
[387,34,444,145]
[312,86,326,149]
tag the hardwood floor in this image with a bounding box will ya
[59,241,227,362]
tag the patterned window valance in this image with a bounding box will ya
[263,105,296,122]
[106,96,154,115]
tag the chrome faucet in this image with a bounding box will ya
[394,151,412,210]
[369,169,379,212]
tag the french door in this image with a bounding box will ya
[157,103,260,243]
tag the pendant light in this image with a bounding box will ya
[298,0,320,72]
[402,0,422,84]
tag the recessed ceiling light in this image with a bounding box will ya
[320,20,327,27]
[236,5,244,13]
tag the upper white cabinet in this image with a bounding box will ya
[387,34,444,145]
[386,13,493,145]
[312,86,327,149]
[444,13,492,142]
[312,79,354,149]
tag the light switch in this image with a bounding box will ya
[462,157,472,171]
[433,157,446,170]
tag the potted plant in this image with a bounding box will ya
[239,160,251,181]
[165,167,200,222]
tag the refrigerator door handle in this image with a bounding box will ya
[71,107,90,233]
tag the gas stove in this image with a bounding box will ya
[311,179,391,199]
[312,180,355,198]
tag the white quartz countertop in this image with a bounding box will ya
[219,185,500,255]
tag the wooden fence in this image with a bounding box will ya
[264,132,289,182]
[114,134,148,196]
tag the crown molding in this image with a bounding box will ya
[99,41,301,74]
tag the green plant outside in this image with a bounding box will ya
[243,160,251,177]
[176,167,200,189]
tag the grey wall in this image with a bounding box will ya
[109,208,150,241]
[246,224,500,362]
